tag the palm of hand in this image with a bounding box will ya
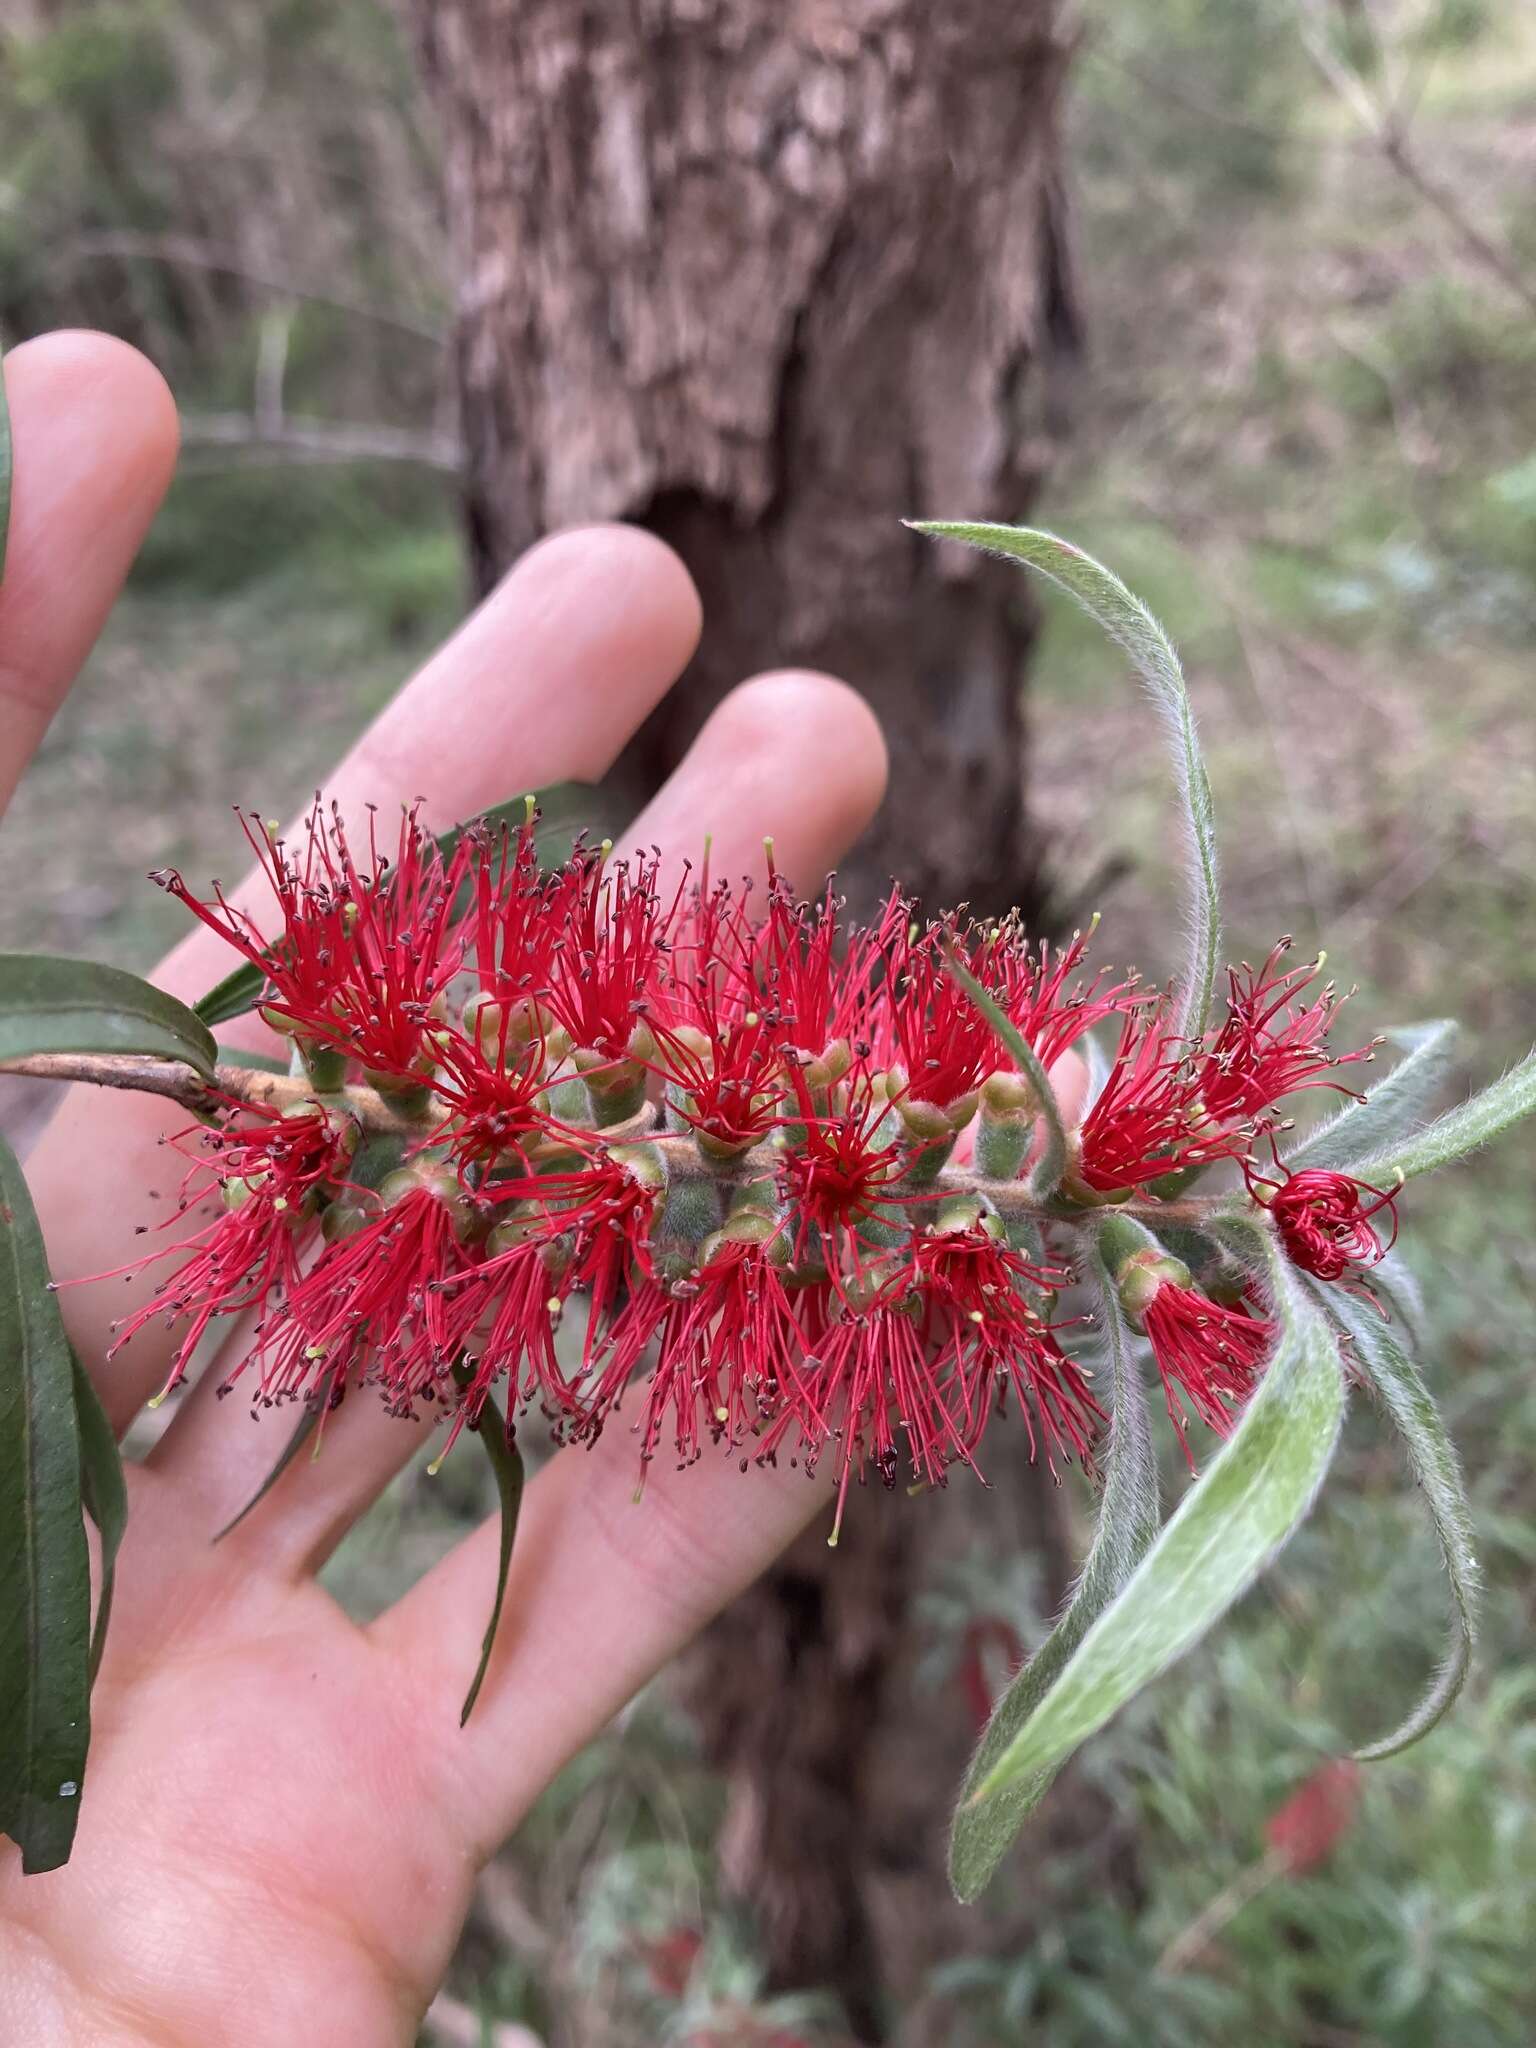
[0,332,886,2044]
[3,1487,476,2045]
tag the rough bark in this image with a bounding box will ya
[407,4,1082,2035]
[410,0,1079,910]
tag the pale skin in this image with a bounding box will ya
[0,332,1087,2045]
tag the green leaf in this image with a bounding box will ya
[192,782,619,1028]
[950,1254,1160,1900]
[0,1134,91,1874]
[454,1378,526,1728]
[0,953,216,1076]
[0,353,11,585]
[1306,1279,1478,1758]
[194,960,266,1031]
[213,1403,320,1542]
[945,950,1068,1198]
[214,1043,289,1076]
[437,779,623,869]
[1289,1020,1458,1174]
[911,523,1221,1042]
[968,1249,1345,1811]
[1350,1048,1536,1186]
[70,1354,127,1688]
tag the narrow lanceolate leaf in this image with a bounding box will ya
[1350,1048,1536,1187]
[969,1258,1345,1811]
[213,1043,289,1076]
[437,779,624,869]
[950,1258,1160,1901]
[455,1379,526,1727]
[911,523,1221,1042]
[194,960,266,1031]
[1307,1279,1478,1759]
[0,954,216,1076]
[70,1354,127,1687]
[194,782,620,1028]
[946,951,1068,1199]
[0,1135,91,1874]
[1290,1020,1458,1174]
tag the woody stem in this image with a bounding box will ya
[0,1051,1244,1232]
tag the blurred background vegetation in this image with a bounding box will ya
[3,0,1535,2041]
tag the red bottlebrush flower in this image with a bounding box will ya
[980,914,1148,1069]
[582,1235,809,1471]
[108,1101,356,1396]
[875,910,1000,1114]
[447,1239,573,1445]
[464,813,559,1001]
[541,846,676,1059]
[1076,1002,1243,1194]
[154,802,472,1078]
[900,1224,1102,1472]
[776,1070,908,1262]
[1264,1758,1361,1875]
[652,1007,786,1153]
[1200,940,1375,1126]
[243,1175,480,1411]
[746,869,880,1056]
[534,1151,663,1337]
[762,1296,981,1541]
[1248,1160,1399,1282]
[1118,1252,1274,1455]
[427,1028,551,1171]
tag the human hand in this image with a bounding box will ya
[0,330,889,2046]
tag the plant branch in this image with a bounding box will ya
[0,1052,421,1136]
[0,1052,1244,1232]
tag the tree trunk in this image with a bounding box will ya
[408,4,1082,2034]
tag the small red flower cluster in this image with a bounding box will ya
[121,804,1396,1523]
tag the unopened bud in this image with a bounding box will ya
[1115,1247,1192,1322]
[379,1161,482,1241]
[699,1205,790,1267]
[980,1069,1039,1120]
[610,1140,668,1193]
[321,1195,373,1243]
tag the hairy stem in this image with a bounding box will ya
[0,1050,1241,1232]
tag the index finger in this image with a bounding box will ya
[0,332,180,816]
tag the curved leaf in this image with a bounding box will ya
[946,951,1068,1198]
[911,523,1221,1042]
[214,1042,289,1076]
[451,1370,526,1727]
[1307,1279,1478,1758]
[70,1354,127,1687]
[194,960,265,1031]
[437,779,624,868]
[0,954,216,1075]
[968,1258,1345,1810]
[1290,1019,1458,1173]
[0,1135,91,1873]
[950,1254,1159,1900]
[1351,1049,1536,1186]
